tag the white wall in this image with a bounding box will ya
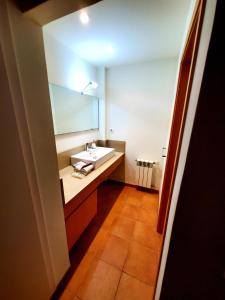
[158,0,198,203]
[43,32,103,153]
[97,67,107,140]
[43,32,98,95]
[55,129,100,153]
[106,58,178,188]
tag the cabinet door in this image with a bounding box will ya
[66,189,97,250]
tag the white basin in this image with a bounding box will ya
[71,147,115,169]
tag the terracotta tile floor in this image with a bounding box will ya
[59,182,162,300]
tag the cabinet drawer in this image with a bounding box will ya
[65,189,97,250]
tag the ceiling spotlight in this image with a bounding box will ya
[106,44,114,54]
[80,11,89,24]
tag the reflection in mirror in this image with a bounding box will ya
[49,83,99,135]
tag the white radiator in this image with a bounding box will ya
[136,158,155,189]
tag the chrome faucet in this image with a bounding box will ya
[85,142,91,151]
[85,140,96,152]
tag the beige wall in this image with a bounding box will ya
[0,0,70,298]
[0,2,51,299]
[0,42,50,300]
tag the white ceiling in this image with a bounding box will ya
[43,0,191,67]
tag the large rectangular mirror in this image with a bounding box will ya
[49,83,99,135]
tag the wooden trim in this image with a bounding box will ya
[157,0,206,234]
[19,0,101,24]
[60,178,65,206]
[154,1,206,299]
[124,182,137,189]
[137,186,159,193]
[182,0,201,63]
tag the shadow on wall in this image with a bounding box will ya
[152,164,162,189]
[99,139,126,183]
[109,159,125,183]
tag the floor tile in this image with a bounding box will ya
[115,273,154,300]
[76,259,121,300]
[125,186,141,194]
[122,188,143,203]
[141,194,159,212]
[62,184,162,300]
[110,216,136,240]
[120,203,139,220]
[138,208,158,228]
[98,212,118,231]
[125,194,142,207]
[86,228,108,255]
[110,200,125,214]
[96,233,129,270]
[133,221,162,252]
[59,288,74,300]
[74,225,107,258]
[123,242,159,285]
[67,251,95,294]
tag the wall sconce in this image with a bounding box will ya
[81,81,98,94]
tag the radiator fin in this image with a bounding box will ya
[136,158,155,189]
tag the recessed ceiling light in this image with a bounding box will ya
[80,12,89,24]
[106,44,114,54]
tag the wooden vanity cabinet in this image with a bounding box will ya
[65,189,97,251]
[62,152,124,251]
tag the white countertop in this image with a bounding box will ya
[59,152,124,204]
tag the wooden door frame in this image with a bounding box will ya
[157,0,206,234]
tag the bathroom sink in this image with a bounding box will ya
[71,147,115,169]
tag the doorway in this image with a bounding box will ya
[157,0,206,234]
[11,1,207,298]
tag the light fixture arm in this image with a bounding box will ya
[81,81,98,94]
[81,82,91,94]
